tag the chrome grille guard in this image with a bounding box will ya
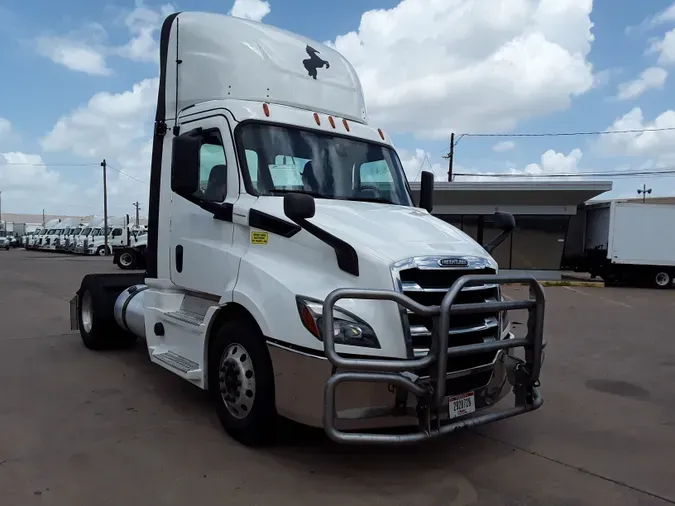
[321,274,545,445]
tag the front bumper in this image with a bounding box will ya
[320,273,545,445]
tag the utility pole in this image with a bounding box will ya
[132,201,141,227]
[0,190,3,230]
[42,209,45,226]
[101,159,109,255]
[447,133,455,182]
[637,183,652,203]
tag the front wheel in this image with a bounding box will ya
[96,245,108,256]
[208,319,277,446]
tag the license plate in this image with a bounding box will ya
[448,391,475,419]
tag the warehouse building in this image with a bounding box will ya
[410,180,613,279]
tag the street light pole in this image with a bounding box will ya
[101,159,109,255]
[637,183,652,203]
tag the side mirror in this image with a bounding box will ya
[419,170,434,213]
[483,211,517,255]
[492,211,515,232]
[171,134,202,196]
[284,193,316,221]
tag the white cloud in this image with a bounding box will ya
[595,107,675,165]
[32,3,174,74]
[0,117,20,149]
[229,0,271,22]
[331,0,596,139]
[652,2,675,25]
[115,3,176,63]
[40,78,159,159]
[649,28,675,65]
[34,23,112,76]
[0,152,83,215]
[493,141,516,152]
[37,79,159,214]
[615,66,668,100]
[401,147,583,183]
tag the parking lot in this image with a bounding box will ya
[0,249,674,505]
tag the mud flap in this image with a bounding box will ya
[70,295,79,331]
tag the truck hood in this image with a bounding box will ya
[248,197,495,265]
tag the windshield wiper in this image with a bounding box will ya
[269,189,329,199]
[345,196,397,205]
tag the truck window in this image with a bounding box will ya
[236,123,413,207]
[112,228,123,237]
[196,129,227,203]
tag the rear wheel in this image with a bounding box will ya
[118,250,138,270]
[208,318,277,446]
[653,270,672,289]
[77,275,137,350]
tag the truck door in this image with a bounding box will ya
[169,115,239,298]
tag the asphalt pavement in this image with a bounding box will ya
[0,249,674,505]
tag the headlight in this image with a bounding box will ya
[296,297,380,349]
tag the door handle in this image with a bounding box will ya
[175,245,184,273]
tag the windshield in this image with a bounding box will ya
[92,229,101,237]
[81,228,91,235]
[236,123,413,206]
[72,228,81,235]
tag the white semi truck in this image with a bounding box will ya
[563,200,675,288]
[70,11,545,447]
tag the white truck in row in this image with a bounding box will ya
[563,200,675,288]
[25,215,138,256]
[70,11,546,447]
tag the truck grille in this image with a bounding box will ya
[397,264,500,372]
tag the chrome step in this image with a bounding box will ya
[153,350,201,377]
[165,309,204,326]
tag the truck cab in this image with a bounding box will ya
[84,216,128,256]
[71,11,545,447]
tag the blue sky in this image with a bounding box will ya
[1,0,675,217]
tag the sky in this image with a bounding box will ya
[1,0,675,219]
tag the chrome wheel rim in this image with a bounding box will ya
[655,272,670,287]
[97,247,106,256]
[219,343,256,419]
[81,291,93,334]
[119,252,133,267]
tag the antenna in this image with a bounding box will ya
[173,17,183,136]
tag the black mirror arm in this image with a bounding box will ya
[179,194,234,222]
[483,230,511,255]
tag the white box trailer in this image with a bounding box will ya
[565,201,675,288]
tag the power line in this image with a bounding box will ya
[106,164,149,185]
[459,126,675,138]
[453,168,675,178]
[0,162,97,167]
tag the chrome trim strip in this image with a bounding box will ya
[401,281,499,293]
[410,317,498,337]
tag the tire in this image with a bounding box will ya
[208,318,277,447]
[77,275,138,350]
[653,270,672,289]
[118,250,138,270]
[96,245,108,256]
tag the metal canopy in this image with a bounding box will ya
[409,180,613,215]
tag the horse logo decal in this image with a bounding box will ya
[303,45,330,80]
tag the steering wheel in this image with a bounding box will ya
[358,185,382,197]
